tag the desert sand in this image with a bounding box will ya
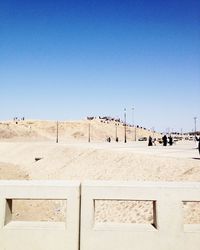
[0,119,200,225]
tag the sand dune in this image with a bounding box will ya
[0,141,199,182]
[0,119,161,142]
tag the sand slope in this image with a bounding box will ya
[0,119,161,142]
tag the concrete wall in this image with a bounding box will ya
[0,181,200,250]
[0,180,80,250]
[81,181,200,250]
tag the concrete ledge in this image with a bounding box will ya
[0,180,80,250]
[0,180,200,250]
[81,181,200,250]
[4,221,66,230]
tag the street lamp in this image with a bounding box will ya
[115,122,119,142]
[88,123,91,143]
[132,107,134,140]
[124,108,127,143]
[56,121,59,143]
[132,107,136,141]
[194,117,197,135]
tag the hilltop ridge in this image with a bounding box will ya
[0,118,161,142]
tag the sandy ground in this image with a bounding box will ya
[0,140,199,182]
[0,139,200,224]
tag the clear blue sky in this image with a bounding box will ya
[0,0,199,132]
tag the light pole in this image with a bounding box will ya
[56,121,59,143]
[124,108,127,143]
[132,107,136,141]
[132,107,134,140]
[88,123,91,143]
[115,122,119,142]
[194,117,197,135]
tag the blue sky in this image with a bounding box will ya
[0,0,199,132]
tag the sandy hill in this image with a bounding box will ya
[0,118,161,142]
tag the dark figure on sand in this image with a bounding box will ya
[168,136,173,146]
[195,136,200,155]
[148,136,153,146]
[162,135,167,146]
[107,137,111,143]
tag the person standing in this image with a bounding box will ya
[148,136,153,146]
[162,135,167,146]
[168,135,173,146]
[195,136,200,155]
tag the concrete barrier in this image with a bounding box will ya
[0,181,200,250]
[81,181,200,250]
[0,180,80,250]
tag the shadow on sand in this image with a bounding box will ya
[192,158,200,160]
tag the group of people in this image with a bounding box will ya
[148,135,200,155]
[105,134,200,156]
[148,135,173,146]
[162,135,173,146]
[106,137,119,142]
